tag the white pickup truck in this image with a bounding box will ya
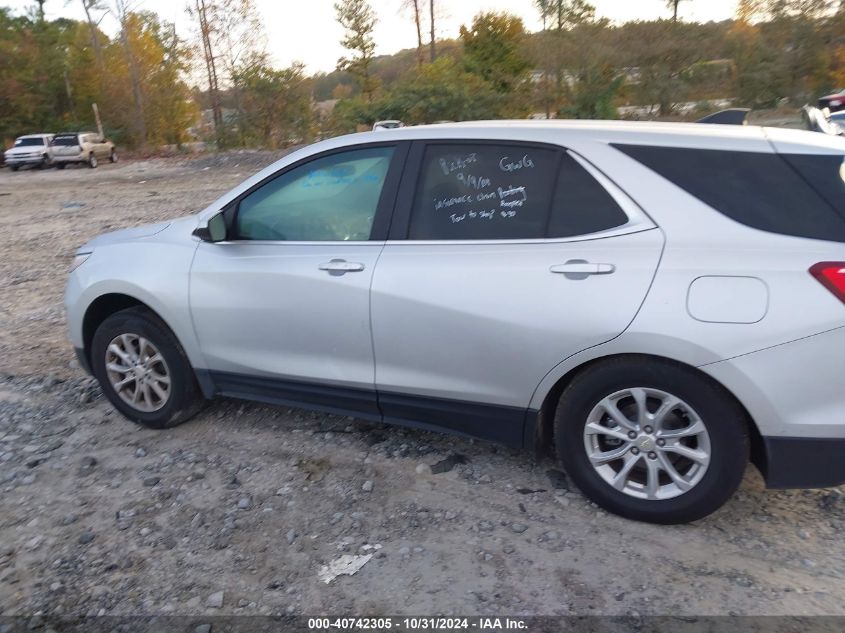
[3,134,54,170]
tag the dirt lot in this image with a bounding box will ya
[0,154,843,619]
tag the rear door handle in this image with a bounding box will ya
[318,259,365,275]
[550,260,616,279]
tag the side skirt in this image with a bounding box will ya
[207,371,530,449]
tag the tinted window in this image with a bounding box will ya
[52,135,79,146]
[14,138,43,147]
[408,144,558,240]
[236,146,394,241]
[780,153,845,219]
[549,153,629,237]
[614,144,845,242]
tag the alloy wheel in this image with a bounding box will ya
[583,387,711,500]
[104,333,171,412]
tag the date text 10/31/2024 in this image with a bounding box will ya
[308,617,529,630]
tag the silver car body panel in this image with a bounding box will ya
[65,120,845,457]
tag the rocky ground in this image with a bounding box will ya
[0,154,843,620]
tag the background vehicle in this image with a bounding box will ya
[802,105,844,136]
[818,89,845,113]
[3,134,54,170]
[373,120,404,131]
[51,132,116,168]
[65,121,845,524]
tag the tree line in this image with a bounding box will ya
[1,0,843,148]
[328,0,845,131]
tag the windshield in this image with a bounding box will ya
[14,137,44,147]
[52,135,80,146]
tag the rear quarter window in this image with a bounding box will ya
[613,144,845,242]
[780,153,845,219]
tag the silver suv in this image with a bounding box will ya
[64,121,845,523]
[51,132,116,168]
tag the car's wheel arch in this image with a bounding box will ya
[80,293,214,398]
[531,351,766,482]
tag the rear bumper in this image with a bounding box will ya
[701,326,845,440]
[53,154,85,163]
[762,436,845,488]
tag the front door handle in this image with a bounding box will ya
[318,259,365,275]
[550,260,616,280]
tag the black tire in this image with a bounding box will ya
[91,307,205,429]
[56,163,66,170]
[88,153,98,168]
[554,356,749,524]
[109,149,118,163]
[10,165,18,172]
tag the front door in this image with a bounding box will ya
[190,144,404,418]
[370,141,664,445]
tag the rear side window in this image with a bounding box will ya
[52,135,79,146]
[613,144,845,242]
[408,144,558,240]
[549,153,629,237]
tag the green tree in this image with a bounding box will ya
[335,0,379,102]
[330,56,518,131]
[532,0,598,116]
[233,59,313,148]
[459,12,530,94]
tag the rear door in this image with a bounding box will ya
[370,140,664,445]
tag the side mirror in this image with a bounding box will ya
[192,212,228,243]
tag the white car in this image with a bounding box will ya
[4,134,54,170]
[64,121,845,523]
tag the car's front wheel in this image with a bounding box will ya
[555,357,748,524]
[56,163,66,170]
[109,149,118,163]
[90,307,204,429]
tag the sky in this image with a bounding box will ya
[7,0,741,73]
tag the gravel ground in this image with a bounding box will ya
[0,154,844,619]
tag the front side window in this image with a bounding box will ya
[236,146,394,241]
[408,143,558,240]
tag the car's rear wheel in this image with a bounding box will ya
[554,357,748,524]
[88,153,98,168]
[56,163,66,170]
[91,307,204,429]
[109,149,118,163]
[9,165,18,172]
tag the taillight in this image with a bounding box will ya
[810,262,845,304]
